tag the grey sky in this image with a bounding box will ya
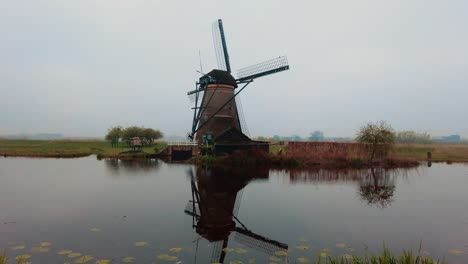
[1,0,467,138]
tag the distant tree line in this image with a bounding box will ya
[255,128,465,145]
[395,131,431,144]
[105,126,163,147]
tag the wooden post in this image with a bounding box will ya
[427,151,432,160]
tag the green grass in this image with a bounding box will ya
[0,139,167,158]
[303,246,446,264]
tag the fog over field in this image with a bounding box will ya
[1,0,467,138]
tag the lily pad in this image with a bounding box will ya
[11,245,26,250]
[169,247,182,252]
[134,241,147,247]
[297,257,310,263]
[296,245,310,250]
[236,248,248,254]
[68,253,82,258]
[15,254,32,260]
[122,257,135,263]
[58,250,73,255]
[222,248,235,253]
[248,258,255,264]
[336,243,346,248]
[274,250,288,256]
[343,254,353,260]
[269,256,281,262]
[39,242,52,247]
[229,261,243,264]
[157,254,178,261]
[95,260,110,264]
[448,249,464,255]
[319,252,330,257]
[74,255,93,263]
[31,246,50,253]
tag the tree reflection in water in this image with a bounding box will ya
[104,158,161,176]
[358,167,396,208]
[287,167,417,208]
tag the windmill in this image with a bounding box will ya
[184,167,288,263]
[187,19,290,143]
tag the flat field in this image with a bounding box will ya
[270,143,468,162]
[392,143,468,162]
[0,139,166,158]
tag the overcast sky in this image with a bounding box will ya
[1,0,467,138]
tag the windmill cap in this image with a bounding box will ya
[199,69,237,88]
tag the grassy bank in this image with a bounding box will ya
[193,152,419,169]
[391,144,468,162]
[0,139,167,158]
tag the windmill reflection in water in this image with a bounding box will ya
[184,166,289,264]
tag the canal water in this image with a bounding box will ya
[0,157,467,263]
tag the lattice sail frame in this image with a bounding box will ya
[212,20,229,72]
[237,56,289,81]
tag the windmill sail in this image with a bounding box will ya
[236,56,289,82]
[213,19,231,73]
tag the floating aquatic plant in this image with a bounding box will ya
[274,250,288,256]
[296,245,310,250]
[169,247,182,252]
[222,248,235,253]
[10,246,25,251]
[269,256,281,262]
[95,260,110,264]
[74,255,93,264]
[14,255,31,261]
[133,242,147,247]
[67,253,82,258]
[448,249,463,255]
[235,248,247,254]
[58,250,73,255]
[336,243,346,248]
[39,242,51,247]
[121,257,135,263]
[157,254,177,261]
[30,246,49,253]
[297,257,310,263]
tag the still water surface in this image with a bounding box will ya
[1,157,468,263]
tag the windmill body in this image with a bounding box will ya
[195,70,241,142]
[188,19,290,146]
